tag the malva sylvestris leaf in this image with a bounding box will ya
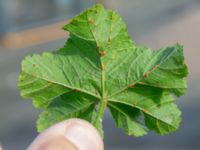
[18,4,188,137]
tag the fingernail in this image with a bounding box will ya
[64,119,103,150]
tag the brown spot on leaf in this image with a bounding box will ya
[88,19,94,24]
[32,64,36,67]
[97,43,100,49]
[143,65,160,78]
[153,64,160,70]
[47,80,52,83]
[99,51,105,57]
[74,88,80,92]
[143,109,148,113]
[128,84,135,88]
[143,72,149,78]
[138,82,145,84]
[108,37,111,44]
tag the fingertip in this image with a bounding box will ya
[63,119,104,150]
[27,119,104,150]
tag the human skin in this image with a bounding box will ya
[27,119,104,150]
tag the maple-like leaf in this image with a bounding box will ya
[18,4,188,137]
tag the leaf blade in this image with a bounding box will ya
[108,102,148,137]
[37,91,98,132]
[18,3,188,137]
[108,85,182,135]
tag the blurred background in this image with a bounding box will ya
[0,0,200,149]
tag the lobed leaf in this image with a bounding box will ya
[18,3,188,137]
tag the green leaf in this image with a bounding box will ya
[108,85,181,135]
[18,3,188,137]
[37,91,97,132]
[108,102,148,136]
[141,44,188,96]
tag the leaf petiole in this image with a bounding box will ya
[94,62,107,134]
[94,97,107,127]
